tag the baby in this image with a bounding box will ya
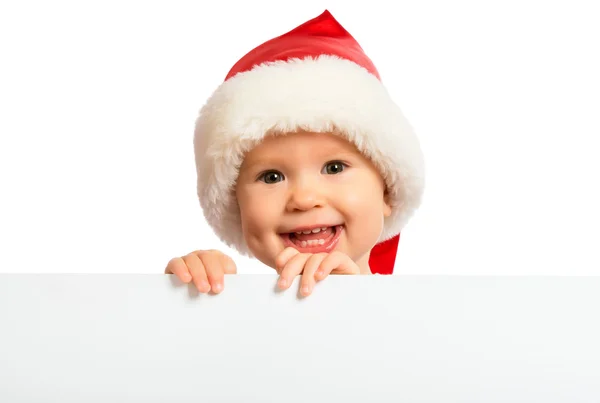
[165,10,425,296]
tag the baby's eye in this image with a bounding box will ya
[258,171,284,184]
[323,161,346,175]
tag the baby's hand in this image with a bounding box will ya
[275,247,360,297]
[165,250,237,294]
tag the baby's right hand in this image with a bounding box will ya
[165,250,237,294]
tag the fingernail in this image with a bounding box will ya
[278,278,287,288]
[302,285,311,295]
[316,269,324,278]
[213,283,223,293]
[200,280,210,291]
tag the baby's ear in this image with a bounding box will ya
[383,188,392,218]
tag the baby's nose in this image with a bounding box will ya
[286,183,327,212]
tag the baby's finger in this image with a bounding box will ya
[300,253,327,296]
[316,252,359,280]
[198,251,226,294]
[278,253,310,290]
[182,254,210,293]
[165,257,192,283]
[275,247,300,274]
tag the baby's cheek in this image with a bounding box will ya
[240,216,273,265]
[345,188,382,215]
[342,188,368,208]
[346,187,386,235]
[240,194,281,244]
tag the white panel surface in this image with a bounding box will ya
[1,274,599,402]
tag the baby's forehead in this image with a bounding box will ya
[257,130,358,152]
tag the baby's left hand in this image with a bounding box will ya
[275,247,360,297]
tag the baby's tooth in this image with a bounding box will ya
[301,241,307,247]
[302,230,312,235]
[311,228,321,233]
[318,239,325,245]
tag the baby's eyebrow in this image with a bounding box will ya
[328,151,358,159]
[243,158,284,170]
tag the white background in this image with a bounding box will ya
[1,0,598,275]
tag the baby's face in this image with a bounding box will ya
[235,131,391,272]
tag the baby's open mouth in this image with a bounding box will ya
[280,225,344,253]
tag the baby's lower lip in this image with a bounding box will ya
[279,225,344,253]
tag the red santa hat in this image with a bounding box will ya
[194,10,425,274]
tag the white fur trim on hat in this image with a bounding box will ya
[194,55,425,257]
